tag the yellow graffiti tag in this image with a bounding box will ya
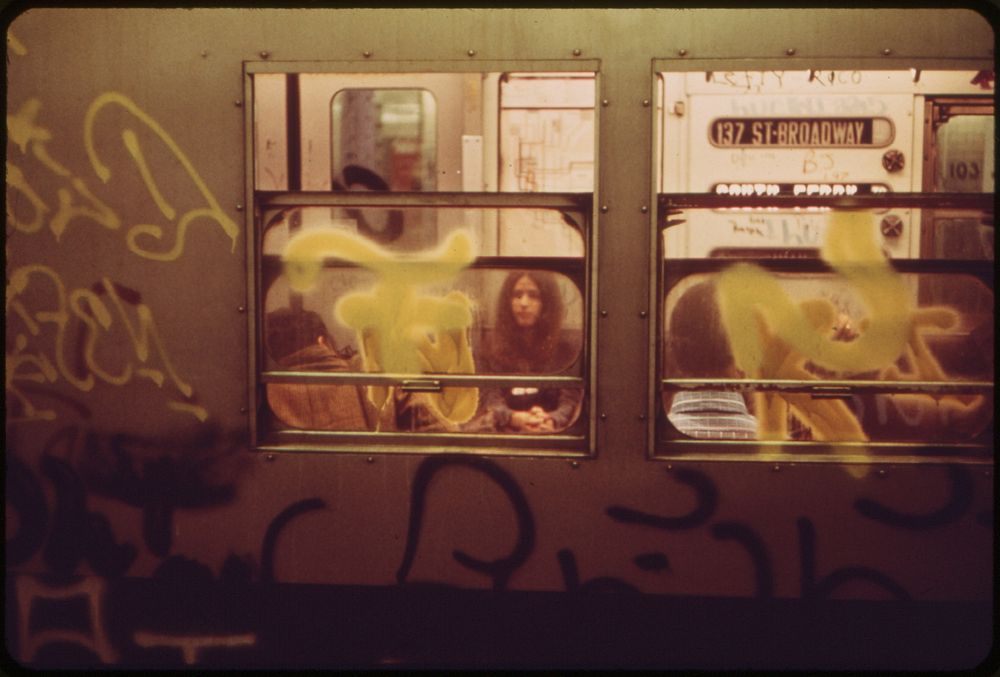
[6,98,121,240]
[6,266,206,422]
[714,211,903,445]
[5,94,238,261]
[714,210,985,453]
[282,227,479,427]
[84,92,239,261]
[879,306,987,430]
[5,162,50,234]
[717,211,909,377]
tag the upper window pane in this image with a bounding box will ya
[657,69,994,261]
[499,73,595,192]
[253,71,596,193]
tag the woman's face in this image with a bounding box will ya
[510,275,542,328]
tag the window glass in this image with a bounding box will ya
[933,113,994,193]
[499,73,595,192]
[331,89,437,191]
[261,206,584,257]
[657,69,993,263]
[253,71,596,193]
[661,269,993,445]
[258,204,587,439]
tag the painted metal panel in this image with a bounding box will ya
[4,8,994,668]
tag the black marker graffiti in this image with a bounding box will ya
[261,498,327,584]
[606,467,717,530]
[41,454,137,578]
[397,455,535,591]
[710,521,773,598]
[632,552,670,572]
[557,549,640,594]
[797,517,910,601]
[853,465,974,530]
[81,426,244,557]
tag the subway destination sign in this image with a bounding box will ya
[710,117,893,148]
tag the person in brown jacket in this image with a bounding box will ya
[264,308,373,431]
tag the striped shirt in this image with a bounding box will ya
[667,390,758,440]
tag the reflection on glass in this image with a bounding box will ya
[332,88,437,192]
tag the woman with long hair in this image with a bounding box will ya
[483,270,582,433]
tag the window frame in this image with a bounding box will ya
[648,59,994,464]
[243,59,602,457]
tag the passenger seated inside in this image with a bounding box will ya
[264,308,372,431]
[480,270,583,433]
[664,279,758,440]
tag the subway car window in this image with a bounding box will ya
[250,68,596,453]
[654,70,994,459]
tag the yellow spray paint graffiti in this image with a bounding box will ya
[7,99,121,239]
[83,92,240,261]
[6,93,239,261]
[6,266,207,422]
[6,90,240,423]
[282,227,479,428]
[713,210,985,448]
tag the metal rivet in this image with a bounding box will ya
[642,99,650,107]
[237,306,246,313]
[678,48,688,57]
[882,48,892,56]
[786,48,796,56]
[265,454,276,462]
[234,100,243,107]
[467,49,476,57]
[572,48,582,56]
[235,204,244,211]
[600,204,609,213]
[362,50,372,58]
[600,310,608,317]
[640,205,648,213]
[601,99,610,107]
[259,51,270,59]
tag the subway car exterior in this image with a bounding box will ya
[3,6,995,670]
